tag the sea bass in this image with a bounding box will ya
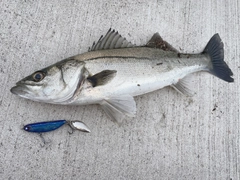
[11,29,234,123]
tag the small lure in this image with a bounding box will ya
[68,120,91,133]
[23,120,90,133]
[23,120,67,133]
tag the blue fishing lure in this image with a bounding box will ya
[23,120,67,133]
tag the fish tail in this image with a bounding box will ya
[203,34,234,82]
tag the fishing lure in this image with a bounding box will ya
[23,120,90,133]
[23,120,67,133]
[69,120,91,133]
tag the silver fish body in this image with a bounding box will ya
[72,48,206,105]
[11,29,234,122]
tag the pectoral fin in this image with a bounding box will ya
[87,70,117,87]
[100,95,136,124]
[172,75,194,96]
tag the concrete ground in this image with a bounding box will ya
[0,0,239,179]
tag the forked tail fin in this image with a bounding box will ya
[203,34,234,82]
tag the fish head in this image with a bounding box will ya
[11,59,86,104]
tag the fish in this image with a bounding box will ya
[23,120,90,133]
[11,29,234,123]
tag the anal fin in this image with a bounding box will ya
[171,75,194,96]
[100,95,136,124]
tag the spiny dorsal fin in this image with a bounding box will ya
[89,28,135,51]
[87,70,117,87]
[146,33,179,53]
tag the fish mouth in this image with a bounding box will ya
[10,85,29,96]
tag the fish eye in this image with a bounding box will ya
[32,72,45,82]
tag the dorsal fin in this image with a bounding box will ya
[146,33,179,53]
[89,28,135,51]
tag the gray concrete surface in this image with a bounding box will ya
[0,0,239,179]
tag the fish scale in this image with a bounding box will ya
[80,53,206,97]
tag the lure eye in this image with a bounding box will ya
[23,125,30,131]
[32,72,45,82]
